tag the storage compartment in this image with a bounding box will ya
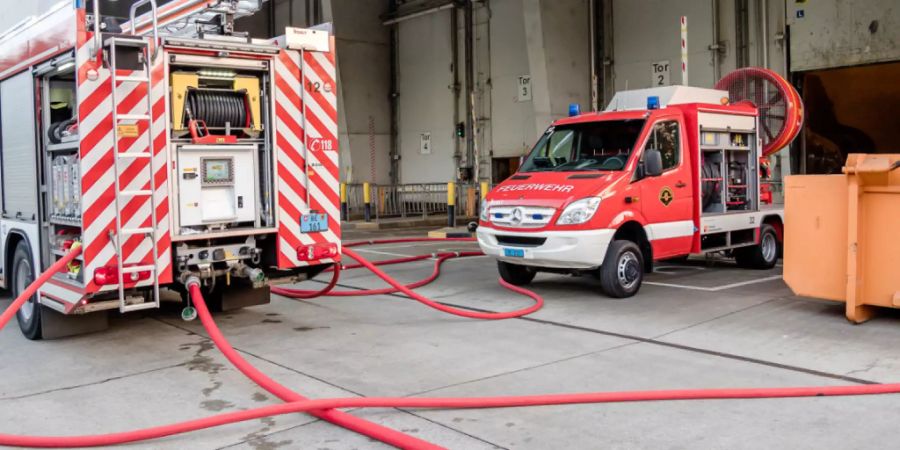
[46,78,78,146]
[700,129,759,214]
[39,61,81,226]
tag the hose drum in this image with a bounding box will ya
[185,89,249,129]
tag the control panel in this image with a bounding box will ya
[176,144,258,231]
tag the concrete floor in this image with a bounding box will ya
[2,228,900,449]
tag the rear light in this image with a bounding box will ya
[93,265,151,285]
[296,243,339,261]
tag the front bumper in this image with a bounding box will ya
[477,226,615,270]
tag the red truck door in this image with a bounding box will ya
[636,117,695,259]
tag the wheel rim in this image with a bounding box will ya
[761,232,777,263]
[617,251,641,290]
[16,259,35,321]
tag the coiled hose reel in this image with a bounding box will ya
[184,89,250,130]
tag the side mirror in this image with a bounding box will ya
[644,149,663,177]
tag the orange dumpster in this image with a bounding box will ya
[784,154,900,323]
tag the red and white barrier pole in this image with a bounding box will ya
[681,16,689,86]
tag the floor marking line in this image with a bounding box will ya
[304,278,878,385]
[353,248,418,258]
[645,275,783,292]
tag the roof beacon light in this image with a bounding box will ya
[647,96,660,110]
[568,103,581,117]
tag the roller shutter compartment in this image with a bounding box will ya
[0,71,39,221]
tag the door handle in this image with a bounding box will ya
[675,181,687,188]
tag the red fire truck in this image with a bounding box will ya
[477,71,803,298]
[0,0,340,339]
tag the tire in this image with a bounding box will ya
[734,224,779,269]
[598,240,644,298]
[13,242,41,340]
[497,261,536,286]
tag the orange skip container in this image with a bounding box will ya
[784,154,900,323]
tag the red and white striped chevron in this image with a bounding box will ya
[273,45,341,269]
[75,25,172,294]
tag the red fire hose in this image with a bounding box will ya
[3,239,900,449]
[272,249,543,319]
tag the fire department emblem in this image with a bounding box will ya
[659,187,674,207]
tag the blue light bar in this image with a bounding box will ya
[647,96,660,110]
[569,103,581,117]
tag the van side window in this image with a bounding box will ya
[647,121,680,170]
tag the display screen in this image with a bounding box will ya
[203,158,232,183]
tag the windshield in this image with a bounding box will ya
[519,119,646,172]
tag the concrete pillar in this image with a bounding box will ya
[523,0,591,137]
[326,0,393,184]
[523,0,555,139]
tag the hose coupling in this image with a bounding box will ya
[184,275,202,288]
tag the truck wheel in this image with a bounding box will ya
[497,261,536,286]
[598,240,644,298]
[13,242,41,340]
[734,224,779,269]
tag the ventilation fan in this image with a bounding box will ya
[715,67,804,157]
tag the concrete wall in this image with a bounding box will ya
[787,0,899,71]
[607,0,791,92]
[610,0,715,91]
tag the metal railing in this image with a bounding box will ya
[342,182,490,222]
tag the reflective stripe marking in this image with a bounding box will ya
[645,220,695,241]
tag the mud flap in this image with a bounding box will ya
[40,306,109,340]
[219,279,271,312]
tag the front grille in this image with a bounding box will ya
[496,235,547,247]
[489,205,556,228]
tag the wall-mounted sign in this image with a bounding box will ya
[419,132,432,155]
[651,60,670,86]
[517,75,532,102]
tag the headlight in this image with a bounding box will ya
[480,201,491,221]
[556,197,602,225]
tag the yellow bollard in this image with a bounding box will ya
[340,183,348,220]
[363,182,372,222]
[447,182,456,227]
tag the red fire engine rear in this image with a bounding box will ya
[0,0,340,339]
